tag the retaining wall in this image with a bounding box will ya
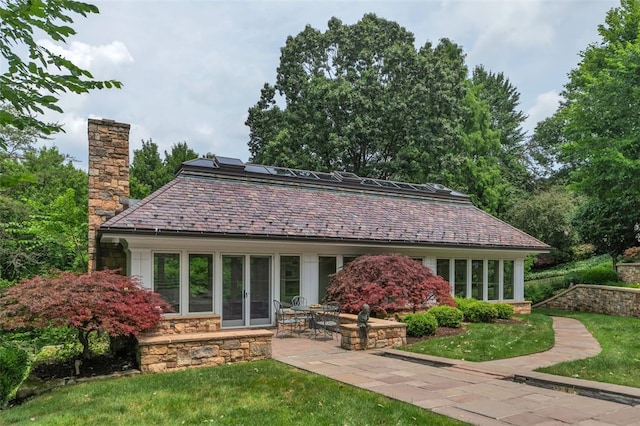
[617,263,640,284]
[534,284,640,317]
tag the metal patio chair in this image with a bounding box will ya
[312,301,341,340]
[273,299,301,338]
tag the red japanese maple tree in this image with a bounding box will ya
[0,269,173,358]
[325,254,455,315]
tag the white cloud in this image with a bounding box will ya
[37,39,134,70]
[524,91,563,133]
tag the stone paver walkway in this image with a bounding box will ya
[272,317,640,425]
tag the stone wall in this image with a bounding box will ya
[338,314,407,351]
[151,315,222,335]
[617,264,640,284]
[137,329,272,373]
[87,119,130,272]
[534,284,640,317]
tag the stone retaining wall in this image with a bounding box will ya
[137,329,272,373]
[338,314,406,350]
[534,284,640,317]
[617,264,640,284]
[151,315,222,335]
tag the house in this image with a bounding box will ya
[89,118,550,330]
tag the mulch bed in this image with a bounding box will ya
[31,353,138,380]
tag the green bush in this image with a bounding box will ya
[0,342,30,407]
[454,297,476,314]
[428,305,463,328]
[579,265,619,284]
[493,303,514,319]
[465,301,498,323]
[402,312,437,337]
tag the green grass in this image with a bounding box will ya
[399,314,554,362]
[0,359,467,425]
[535,309,640,387]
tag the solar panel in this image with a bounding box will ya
[245,164,270,174]
[315,171,339,181]
[184,158,216,168]
[216,156,244,167]
[361,178,381,186]
[267,167,296,177]
[377,180,399,189]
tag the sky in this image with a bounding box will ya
[34,0,620,170]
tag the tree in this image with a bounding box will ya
[164,142,198,177]
[325,254,455,315]
[573,197,640,268]
[0,269,173,359]
[129,139,170,199]
[505,186,581,262]
[471,66,529,185]
[0,0,121,148]
[246,14,469,182]
[557,0,640,260]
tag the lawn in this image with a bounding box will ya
[0,359,467,425]
[399,314,554,362]
[535,309,640,388]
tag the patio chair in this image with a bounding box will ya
[313,301,341,340]
[292,295,313,331]
[273,299,301,338]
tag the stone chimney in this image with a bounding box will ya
[87,118,130,272]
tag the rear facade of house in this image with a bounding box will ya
[88,119,549,329]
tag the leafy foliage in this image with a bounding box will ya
[0,341,29,407]
[0,270,173,358]
[454,298,498,323]
[402,312,437,337]
[427,305,463,328]
[326,254,455,315]
[130,139,200,199]
[622,246,640,263]
[0,0,121,145]
[579,265,620,285]
[493,303,515,320]
[554,0,640,264]
[246,14,527,214]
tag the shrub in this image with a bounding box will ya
[572,244,596,261]
[580,266,619,285]
[326,254,455,315]
[622,246,640,263]
[0,342,30,407]
[402,312,437,337]
[493,303,514,320]
[456,297,498,322]
[428,305,463,328]
[0,270,173,359]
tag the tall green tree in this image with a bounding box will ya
[471,66,530,193]
[129,139,169,199]
[164,142,198,177]
[246,14,469,182]
[558,0,640,260]
[0,146,87,281]
[0,0,121,147]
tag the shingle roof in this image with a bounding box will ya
[101,168,550,250]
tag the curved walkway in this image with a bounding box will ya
[272,317,640,425]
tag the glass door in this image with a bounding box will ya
[222,255,272,327]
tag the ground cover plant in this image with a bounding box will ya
[400,314,554,362]
[0,360,467,425]
[535,309,640,388]
[326,254,455,315]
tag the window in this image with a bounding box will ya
[189,254,213,313]
[454,259,467,298]
[342,255,359,266]
[280,256,300,303]
[504,260,515,299]
[436,259,450,282]
[471,260,484,300]
[154,253,180,312]
[487,260,499,300]
[318,256,337,302]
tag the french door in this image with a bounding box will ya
[222,255,271,327]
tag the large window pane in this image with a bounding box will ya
[454,259,467,298]
[154,253,180,312]
[250,256,271,320]
[223,255,244,321]
[436,259,450,282]
[504,260,515,299]
[189,254,213,313]
[319,256,337,302]
[280,256,300,304]
[487,260,499,300]
[471,260,484,300]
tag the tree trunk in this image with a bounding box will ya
[78,329,92,359]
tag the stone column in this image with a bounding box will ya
[87,119,130,272]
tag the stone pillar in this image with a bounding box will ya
[87,119,130,272]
